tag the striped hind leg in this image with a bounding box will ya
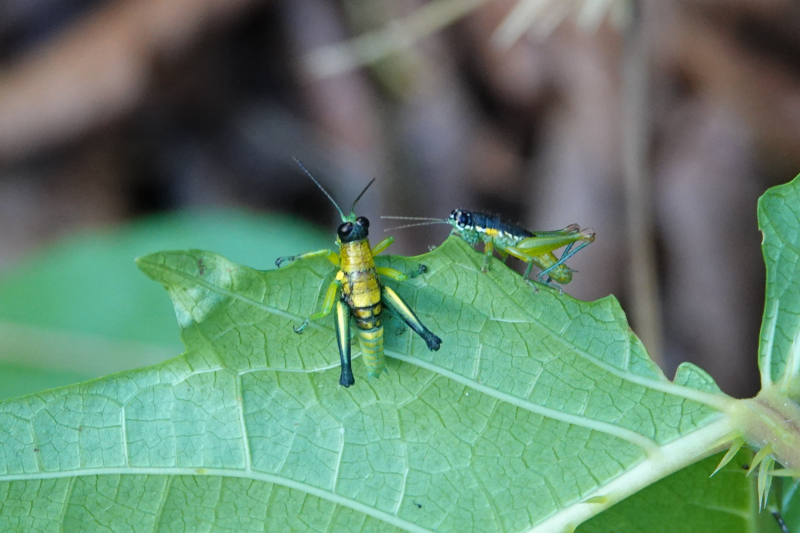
[381,286,441,351]
[537,239,594,282]
[334,300,354,387]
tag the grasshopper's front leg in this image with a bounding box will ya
[376,263,427,281]
[294,279,341,333]
[482,240,495,273]
[334,300,354,387]
[374,234,428,280]
[276,249,339,268]
[521,260,540,293]
[371,236,395,256]
[381,287,441,351]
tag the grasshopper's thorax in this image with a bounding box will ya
[451,227,478,246]
[449,209,529,247]
[338,239,376,274]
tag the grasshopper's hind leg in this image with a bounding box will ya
[334,301,354,387]
[381,287,441,351]
[533,276,564,294]
[296,280,354,387]
[536,236,595,283]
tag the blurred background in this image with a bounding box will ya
[0,0,797,399]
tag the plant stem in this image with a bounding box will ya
[621,0,663,364]
[733,387,800,470]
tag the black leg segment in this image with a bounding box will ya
[381,286,442,351]
[334,300,355,387]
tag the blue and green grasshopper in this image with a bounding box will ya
[383,209,595,287]
[276,162,441,387]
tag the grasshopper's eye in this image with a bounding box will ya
[457,212,469,227]
[337,222,354,239]
[356,216,370,228]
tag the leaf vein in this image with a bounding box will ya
[0,468,435,533]
[386,350,659,455]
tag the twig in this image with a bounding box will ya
[621,0,663,364]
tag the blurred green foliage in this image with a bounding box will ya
[0,210,329,400]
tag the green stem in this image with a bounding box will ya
[732,386,800,469]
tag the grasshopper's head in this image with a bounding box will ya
[335,177,375,243]
[447,209,484,245]
[292,158,376,244]
[449,209,475,232]
[337,216,370,243]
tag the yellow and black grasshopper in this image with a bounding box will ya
[383,210,595,287]
[276,162,442,387]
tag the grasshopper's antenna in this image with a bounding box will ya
[350,178,376,214]
[293,158,345,220]
[381,216,446,222]
[384,220,449,232]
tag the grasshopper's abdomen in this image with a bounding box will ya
[356,326,385,378]
[339,239,387,377]
[531,253,573,284]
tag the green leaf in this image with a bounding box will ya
[0,210,329,400]
[757,174,800,398]
[579,449,782,533]
[779,477,800,533]
[0,235,737,532]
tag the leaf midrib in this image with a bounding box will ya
[387,349,658,453]
[759,205,800,390]
[0,417,737,533]
[524,417,736,533]
[0,466,435,533]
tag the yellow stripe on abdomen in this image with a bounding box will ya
[358,327,385,378]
